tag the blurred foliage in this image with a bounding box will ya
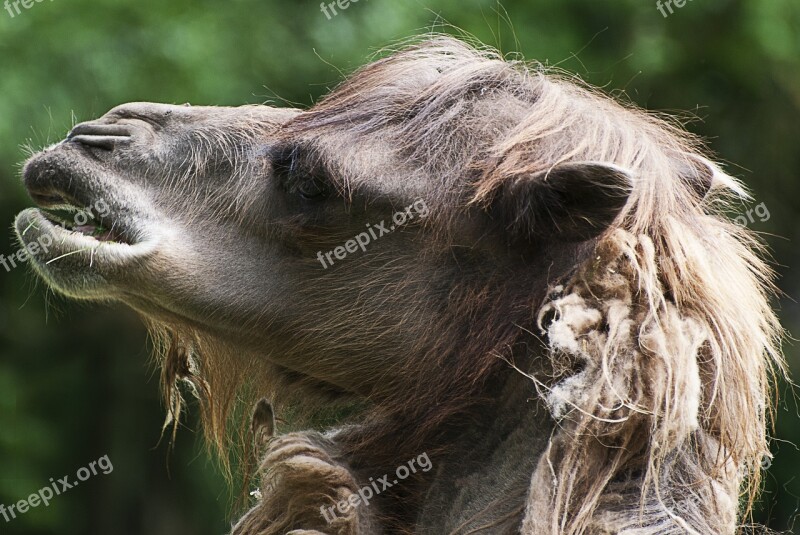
[0,0,799,533]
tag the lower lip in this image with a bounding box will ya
[14,208,158,269]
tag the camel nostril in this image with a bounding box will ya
[67,123,133,150]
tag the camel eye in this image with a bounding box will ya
[297,178,330,201]
[270,146,300,178]
[268,142,331,202]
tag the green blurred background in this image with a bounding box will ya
[0,0,798,533]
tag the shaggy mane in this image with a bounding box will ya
[149,36,785,533]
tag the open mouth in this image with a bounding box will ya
[34,199,129,244]
[14,196,160,297]
[14,176,161,297]
[15,202,150,265]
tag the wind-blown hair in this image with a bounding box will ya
[462,42,785,531]
[147,36,784,533]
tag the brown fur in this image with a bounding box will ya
[190,39,781,532]
[17,36,785,534]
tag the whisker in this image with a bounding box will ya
[21,220,38,235]
[45,247,93,265]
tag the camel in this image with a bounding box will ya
[15,36,784,534]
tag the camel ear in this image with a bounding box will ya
[682,155,715,199]
[491,162,633,242]
[680,154,749,201]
